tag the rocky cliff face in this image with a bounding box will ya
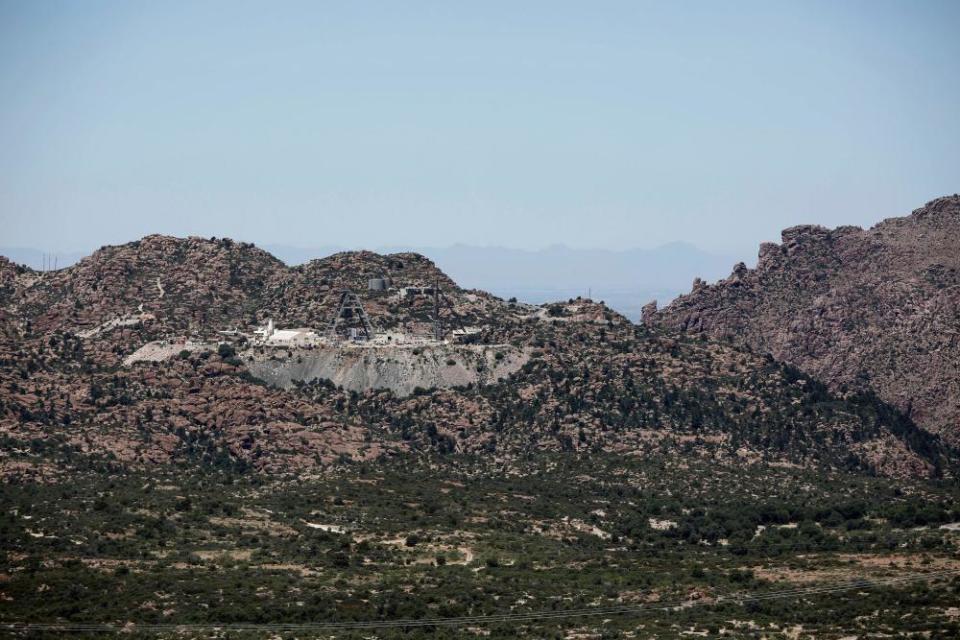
[647,195,960,444]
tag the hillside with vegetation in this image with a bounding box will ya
[2,222,959,638]
[0,236,953,480]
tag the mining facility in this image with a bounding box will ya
[250,276,479,349]
[124,273,526,396]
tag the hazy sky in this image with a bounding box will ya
[1,1,958,254]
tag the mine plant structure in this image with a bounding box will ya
[325,281,468,343]
[328,289,375,341]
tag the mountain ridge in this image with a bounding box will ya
[1,240,739,321]
[647,195,960,445]
[0,227,953,480]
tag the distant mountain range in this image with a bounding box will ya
[1,242,739,321]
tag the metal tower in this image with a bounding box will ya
[327,289,375,341]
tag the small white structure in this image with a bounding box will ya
[252,319,319,346]
[451,326,481,342]
[254,318,276,340]
[264,327,319,347]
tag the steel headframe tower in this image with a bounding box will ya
[328,289,375,341]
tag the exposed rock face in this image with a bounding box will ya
[640,300,658,325]
[246,344,530,396]
[649,195,960,444]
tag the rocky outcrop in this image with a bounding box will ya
[640,300,658,325]
[648,195,960,444]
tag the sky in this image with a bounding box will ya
[1,1,958,256]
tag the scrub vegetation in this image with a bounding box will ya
[3,454,959,639]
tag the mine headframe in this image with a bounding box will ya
[328,289,375,341]
[432,279,467,341]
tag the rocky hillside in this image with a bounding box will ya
[299,317,947,478]
[10,236,287,335]
[0,330,393,480]
[646,195,960,445]
[2,235,504,340]
[0,234,955,480]
[0,257,24,306]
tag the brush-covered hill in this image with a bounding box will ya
[0,235,954,481]
[646,195,960,446]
